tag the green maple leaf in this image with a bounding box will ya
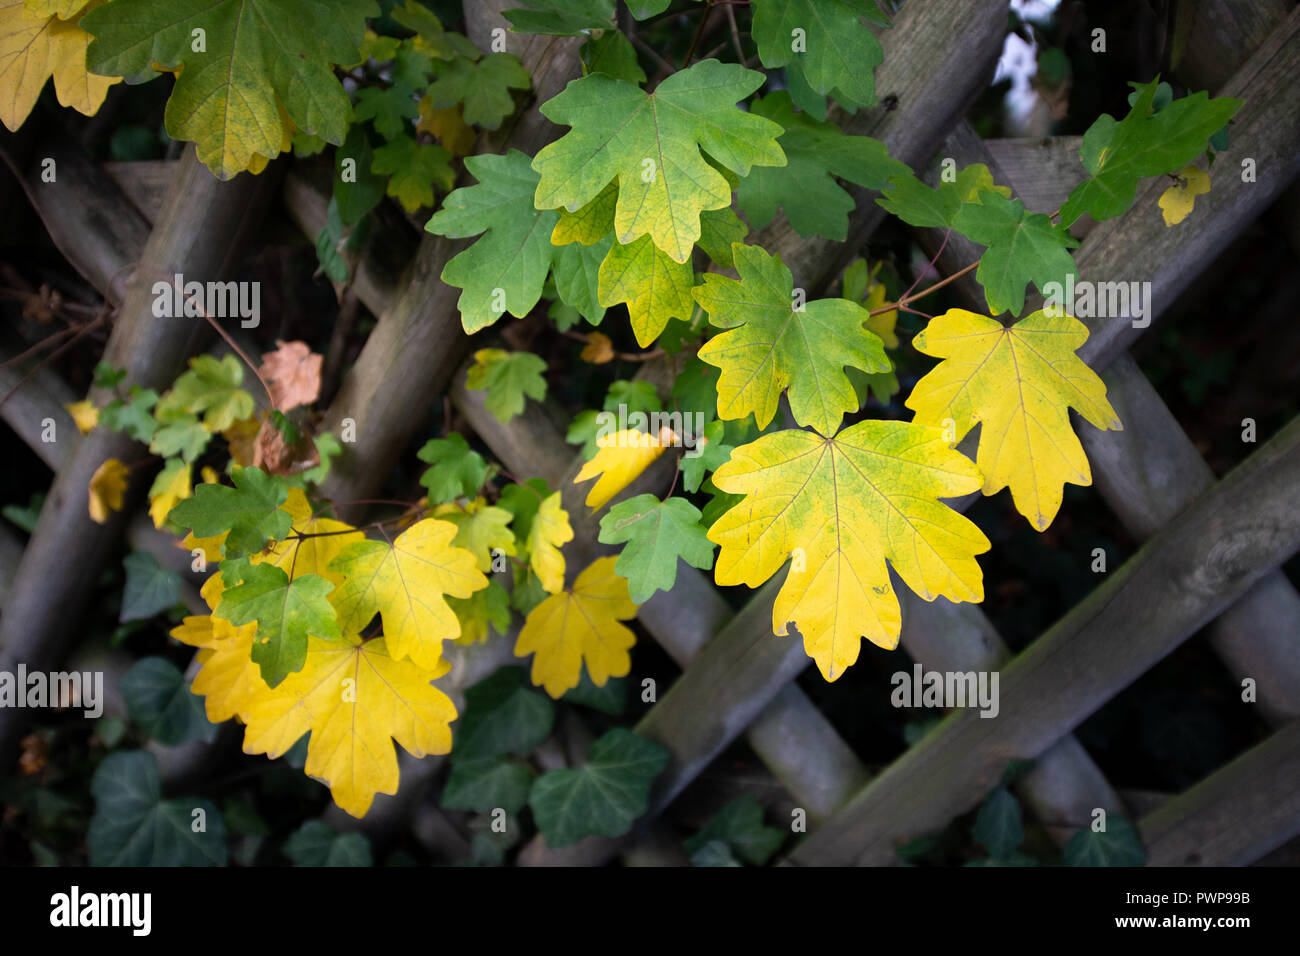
[1060,79,1243,227]
[599,236,695,347]
[391,0,482,59]
[216,558,340,688]
[168,466,291,556]
[952,191,1079,317]
[678,419,732,494]
[466,349,548,423]
[532,59,785,263]
[353,85,419,140]
[148,410,210,463]
[417,433,491,504]
[876,163,1013,229]
[582,30,646,84]
[372,135,454,213]
[694,244,890,435]
[739,92,906,240]
[335,127,387,226]
[156,354,253,433]
[529,728,668,847]
[82,0,378,179]
[425,53,531,130]
[427,150,560,333]
[696,207,748,267]
[598,494,715,603]
[749,0,890,116]
[553,238,610,325]
[504,0,615,35]
[100,386,159,442]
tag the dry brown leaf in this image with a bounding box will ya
[258,340,322,410]
[580,331,615,364]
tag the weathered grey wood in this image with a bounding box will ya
[983,136,1084,216]
[0,148,277,763]
[787,414,1300,865]
[103,159,176,223]
[0,333,77,471]
[1140,719,1300,866]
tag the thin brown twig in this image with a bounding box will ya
[0,313,106,411]
[172,278,277,410]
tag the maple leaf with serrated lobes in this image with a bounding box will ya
[876,164,1013,229]
[215,557,340,688]
[427,150,560,333]
[499,481,572,594]
[168,466,291,556]
[709,422,989,680]
[328,518,488,670]
[532,59,785,264]
[906,308,1122,532]
[1059,79,1243,227]
[254,487,363,589]
[425,53,531,130]
[372,134,454,213]
[0,0,119,131]
[466,348,547,423]
[352,84,419,140]
[599,235,694,347]
[749,0,890,117]
[599,494,714,603]
[739,91,906,241]
[241,634,457,817]
[515,556,637,698]
[171,613,262,723]
[694,244,890,436]
[952,191,1079,318]
[156,354,254,433]
[391,0,481,60]
[417,433,492,504]
[433,497,517,572]
[82,0,377,179]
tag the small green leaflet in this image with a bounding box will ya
[533,59,786,263]
[417,433,491,504]
[694,243,890,435]
[100,386,159,442]
[168,466,291,556]
[582,30,646,84]
[683,794,784,866]
[426,53,532,130]
[427,150,559,333]
[598,235,695,347]
[1064,818,1148,866]
[372,135,454,213]
[504,0,615,35]
[972,786,1024,860]
[150,411,210,463]
[283,821,373,866]
[120,551,181,622]
[678,419,732,494]
[1059,78,1243,226]
[442,756,535,813]
[156,354,253,432]
[120,657,215,746]
[390,0,481,59]
[952,191,1079,317]
[598,495,715,603]
[87,751,226,865]
[454,666,556,759]
[352,85,420,140]
[466,348,548,423]
[335,127,386,226]
[528,728,668,847]
[749,0,890,117]
[217,559,340,687]
[738,92,906,241]
[875,163,1012,229]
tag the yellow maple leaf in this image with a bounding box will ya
[598,235,694,347]
[417,95,475,156]
[147,458,191,529]
[242,634,456,817]
[906,308,1122,531]
[25,2,88,17]
[328,518,488,670]
[709,422,990,680]
[171,614,262,723]
[514,556,637,698]
[183,530,226,567]
[0,0,118,132]
[574,427,676,509]
[1158,164,1210,226]
[527,492,572,594]
[64,398,98,434]
[87,457,127,524]
[433,496,517,572]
